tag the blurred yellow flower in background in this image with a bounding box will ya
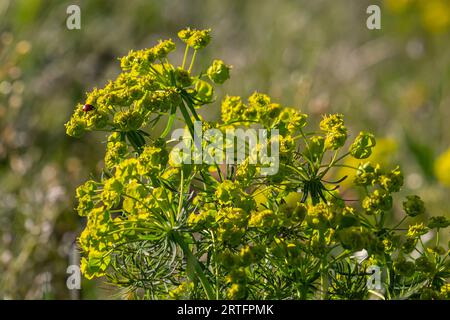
[434,148,450,187]
[400,82,427,112]
[420,0,450,33]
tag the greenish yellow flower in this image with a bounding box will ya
[435,148,450,187]
[227,283,246,300]
[249,209,276,228]
[101,178,123,208]
[178,28,211,50]
[320,114,347,150]
[440,283,450,299]
[113,110,143,131]
[362,189,393,215]
[168,281,194,300]
[407,223,429,238]
[354,162,381,187]
[403,195,425,217]
[207,60,231,84]
[379,166,403,192]
[221,95,246,123]
[80,250,111,280]
[248,92,271,109]
[306,202,334,229]
[137,143,168,176]
[65,118,87,138]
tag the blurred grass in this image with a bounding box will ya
[0,0,449,299]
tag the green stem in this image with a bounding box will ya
[173,232,215,300]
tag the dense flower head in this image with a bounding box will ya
[407,223,429,238]
[363,189,393,215]
[320,114,347,150]
[350,131,376,159]
[178,28,211,49]
[221,95,247,123]
[337,227,369,251]
[354,162,381,186]
[120,39,176,72]
[66,28,450,300]
[379,166,403,192]
[207,60,231,84]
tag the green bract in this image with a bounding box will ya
[67,28,450,300]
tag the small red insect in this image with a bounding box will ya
[82,104,95,112]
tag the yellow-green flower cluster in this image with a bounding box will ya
[215,207,249,246]
[67,28,450,300]
[320,114,347,150]
[178,28,211,50]
[214,180,255,212]
[120,39,176,72]
[168,281,194,300]
[363,189,393,215]
[66,29,224,140]
[105,132,128,168]
[407,223,429,238]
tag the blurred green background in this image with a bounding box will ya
[0,0,449,299]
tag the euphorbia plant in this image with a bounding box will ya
[66,28,450,300]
